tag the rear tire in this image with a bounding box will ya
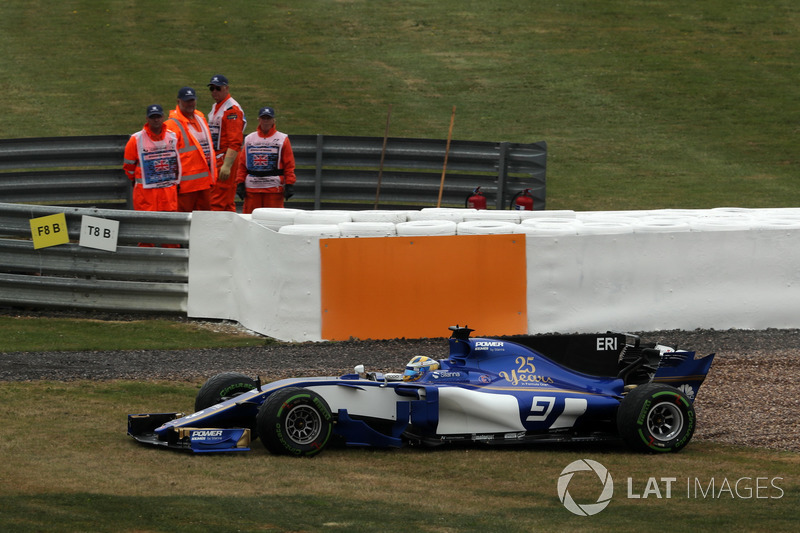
[617,383,695,453]
[257,387,333,457]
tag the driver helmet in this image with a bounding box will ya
[403,356,440,382]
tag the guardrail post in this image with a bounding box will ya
[314,134,323,210]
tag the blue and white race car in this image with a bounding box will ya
[128,326,715,456]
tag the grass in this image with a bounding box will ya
[0,315,267,352]
[0,380,797,532]
[1,1,799,211]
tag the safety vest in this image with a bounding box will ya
[208,96,246,151]
[166,109,217,192]
[243,130,288,189]
[132,129,181,189]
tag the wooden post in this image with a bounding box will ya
[373,104,392,209]
[437,105,456,207]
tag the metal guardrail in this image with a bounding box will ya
[0,135,546,315]
[0,203,190,313]
[0,135,546,210]
[291,135,547,210]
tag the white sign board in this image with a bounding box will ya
[79,215,120,252]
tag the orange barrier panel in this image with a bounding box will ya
[321,234,528,340]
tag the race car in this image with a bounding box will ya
[128,326,715,456]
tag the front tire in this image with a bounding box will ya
[257,387,333,457]
[617,383,695,453]
[195,372,259,411]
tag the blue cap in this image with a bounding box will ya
[146,104,164,117]
[208,74,229,87]
[177,87,197,101]
[258,106,275,118]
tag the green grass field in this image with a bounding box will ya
[2,0,799,211]
[0,380,797,532]
[0,315,267,352]
[2,1,799,530]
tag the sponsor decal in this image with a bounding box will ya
[596,337,618,351]
[678,384,696,400]
[431,371,465,380]
[499,356,554,386]
[474,341,504,351]
[190,430,224,441]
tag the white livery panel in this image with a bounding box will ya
[436,388,526,434]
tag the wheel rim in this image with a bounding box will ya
[285,404,323,445]
[646,401,684,441]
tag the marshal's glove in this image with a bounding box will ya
[236,183,246,201]
[284,184,295,200]
[218,148,238,181]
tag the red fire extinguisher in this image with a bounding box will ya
[465,187,487,210]
[510,189,534,211]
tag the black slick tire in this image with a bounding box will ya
[257,387,333,457]
[195,372,259,411]
[617,383,695,453]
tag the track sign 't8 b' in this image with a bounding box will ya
[30,213,70,249]
[79,215,120,252]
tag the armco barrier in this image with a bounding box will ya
[0,135,547,211]
[0,203,189,313]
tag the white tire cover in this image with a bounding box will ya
[576,214,642,225]
[350,210,409,223]
[513,223,579,236]
[754,208,800,218]
[293,210,353,225]
[338,222,397,237]
[518,209,576,220]
[711,207,754,216]
[457,220,518,235]
[407,208,476,222]
[520,217,581,228]
[252,220,281,232]
[251,208,303,223]
[633,217,692,233]
[752,218,800,230]
[396,220,457,236]
[462,211,521,223]
[278,224,342,238]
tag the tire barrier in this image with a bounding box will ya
[395,219,458,236]
[6,202,800,340]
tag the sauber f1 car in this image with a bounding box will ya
[128,326,715,456]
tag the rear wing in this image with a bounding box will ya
[652,351,716,402]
